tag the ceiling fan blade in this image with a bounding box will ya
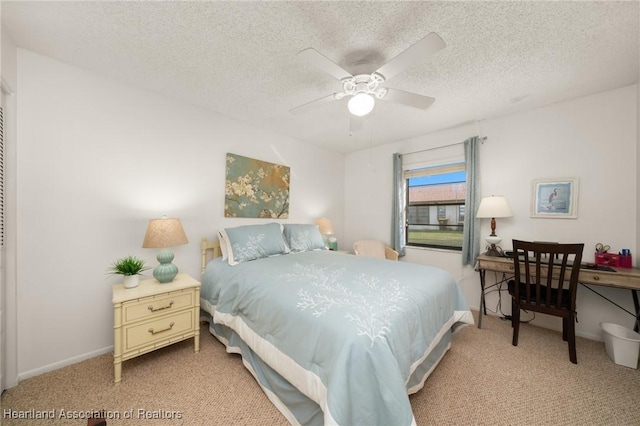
[382,88,435,110]
[289,93,337,115]
[375,32,446,81]
[297,48,353,81]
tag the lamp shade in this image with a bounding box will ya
[316,217,334,235]
[476,196,512,219]
[348,93,375,117]
[142,218,188,248]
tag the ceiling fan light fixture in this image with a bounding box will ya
[292,33,446,116]
[348,93,374,117]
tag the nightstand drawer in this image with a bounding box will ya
[123,290,194,324]
[123,310,195,352]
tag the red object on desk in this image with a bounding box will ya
[619,255,633,268]
[595,252,620,267]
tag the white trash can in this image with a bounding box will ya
[600,322,640,369]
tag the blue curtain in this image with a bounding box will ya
[391,153,406,257]
[461,136,481,265]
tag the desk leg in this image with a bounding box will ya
[478,269,486,329]
[633,290,639,333]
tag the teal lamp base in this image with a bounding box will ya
[153,248,178,283]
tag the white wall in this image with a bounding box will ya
[15,50,344,379]
[345,85,638,341]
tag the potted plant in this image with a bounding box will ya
[108,255,149,289]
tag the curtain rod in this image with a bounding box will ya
[401,136,486,156]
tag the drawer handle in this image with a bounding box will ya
[593,275,600,281]
[148,322,175,335]
[148,301,174,312]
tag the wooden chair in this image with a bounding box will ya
[508,239,584,364]
[353,240,399,261]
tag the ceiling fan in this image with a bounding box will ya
[290,33,446,118]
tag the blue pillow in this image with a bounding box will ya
[221,223,289,266]
[282,224,326,253]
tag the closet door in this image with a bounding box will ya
[0,79,17,392]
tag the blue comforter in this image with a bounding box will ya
[201,250,473,425]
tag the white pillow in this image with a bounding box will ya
[218,231,228,260]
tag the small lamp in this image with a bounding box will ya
[476,195,512,257]
[316,217,337,250]
[142,217,188,283]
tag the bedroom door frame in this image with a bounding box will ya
[0,85,6,393]
[0,78,17,392]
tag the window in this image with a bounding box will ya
[405,163,466,250]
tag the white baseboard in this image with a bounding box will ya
[17,345,114,384]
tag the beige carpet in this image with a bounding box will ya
[2,312,639,425]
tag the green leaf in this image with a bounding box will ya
[107,255,150,276]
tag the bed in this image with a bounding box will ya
[200,223,473,426]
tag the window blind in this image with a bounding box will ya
[401,143,464,171]
[403,162,465,178]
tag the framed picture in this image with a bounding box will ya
[224,153,290,218]
[531,178,578,219]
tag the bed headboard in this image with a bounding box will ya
[201,237,222,276]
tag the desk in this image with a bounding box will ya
[475,254,640,330]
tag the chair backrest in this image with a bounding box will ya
[353,240,387,259]
[512,240,584,314]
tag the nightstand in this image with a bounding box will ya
[112,273,201,384]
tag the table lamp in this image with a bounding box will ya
[476,195,512,256]
[316,217,337,250]
[142,217,188,283]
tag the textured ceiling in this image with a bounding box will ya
[2,1,638,153]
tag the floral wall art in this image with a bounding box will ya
[225,153,290,218]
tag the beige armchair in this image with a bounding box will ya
[353,240,399,261]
